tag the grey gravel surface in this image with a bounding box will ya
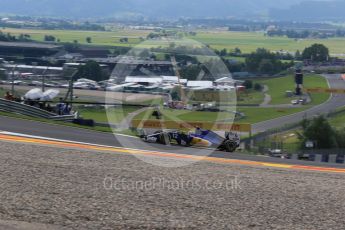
[0,141,344,230]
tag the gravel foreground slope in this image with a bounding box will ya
[0,141,344,230]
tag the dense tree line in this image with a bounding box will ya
[119,37,128,43]
[298,116,345,149]
[0,21,22,29]
[77,61,107,82]
[63,42,81,52]
[44,35,56,42]
[180,64,202,80]
[179,58,224,81]
[228,25,251,32]
[41,21,105,31]
[111,46,131,56]
[164,53,198,64]
[146,30,179,40]
[214,47,242,57]
[150,44,215,56]
[146,30,196,40]
[0,19,105,31]
[224,60,246,73]
[0,31,31,42]
[267,29,311,39]
[178,43,330,79]
[172,47,295,80]
[245,48,294,74]
[227,24,267,32]
[302,44,329,62]
[267,29,345,39]
[335,29,345,37]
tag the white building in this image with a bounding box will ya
[125,76,163,85]
[106,83,136,92]
[161,76,179,83]
[215,77,234,86]
[187,81,213,88]
[179,79,188,85]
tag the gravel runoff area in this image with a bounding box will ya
[0,141,344,230]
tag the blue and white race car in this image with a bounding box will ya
[140,128,240,152]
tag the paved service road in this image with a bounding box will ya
[253,74,345,133]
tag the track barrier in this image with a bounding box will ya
[0,98,74,121]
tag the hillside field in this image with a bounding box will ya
[4,28,345,54]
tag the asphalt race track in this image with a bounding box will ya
[0,115,344,168]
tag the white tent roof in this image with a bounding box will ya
[5,64,63,71]
[77,78,97,84]
[125,76,163,84]
[187,81,213,88]
[215,77,234,83]
[191,86,212,91]
[179,79,188,84]
[106,83,137,91]
[161,76,179,82]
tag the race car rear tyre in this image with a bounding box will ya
[153,131,164,144]
[154,131,170,145]
[224,141,237,152]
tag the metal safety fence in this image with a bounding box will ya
[0,98,74,121]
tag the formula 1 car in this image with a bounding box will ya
[140,128,240,152]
